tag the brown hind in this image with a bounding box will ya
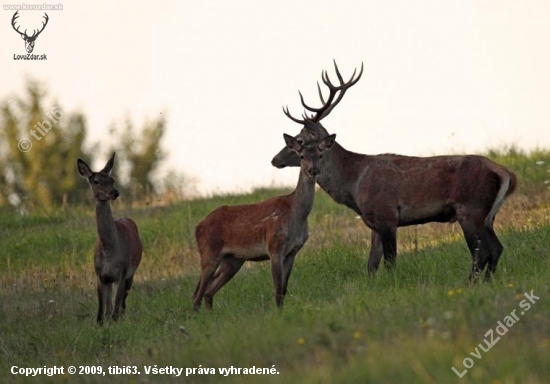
[77,153,143,324]
[193,133,336,310]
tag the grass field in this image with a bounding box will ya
[1,149,549,383]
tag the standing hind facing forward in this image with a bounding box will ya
[77,153,143,324]
[193,133,336,310]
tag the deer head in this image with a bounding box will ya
[12,11,49,53]
[283,133,336,177]
[77,153,120,202]
[272,60,362,168]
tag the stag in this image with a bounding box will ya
[272,61,517,281]
[193,133,336,310]
[11,11,49,53]
[77,153,143,324]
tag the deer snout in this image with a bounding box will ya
[271,158,287,169]
[111,189,120,200]
[308,167,320,177]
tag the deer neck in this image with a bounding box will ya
[95,200,118,250]
[291,169,317,223]
[315,142,365,214]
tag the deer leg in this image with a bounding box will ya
[459,219,490,282]
[368,231,384,275]
[97,280,112,325]
[461,224,482,281]
[122,276,134,311]
[282,247,301,296]
[481,226,504,281]
[379,227,397,269]
[113,274,128,321]
[96,279,105,325]
[192,251,222,311]
[204,256,244,310]
[106,284,113,320]
[270,253,285,308]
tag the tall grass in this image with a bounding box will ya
[0,149,549,383]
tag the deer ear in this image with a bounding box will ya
[101,152,116,174]
[77,158,92,178]
[319,134,336,151]
[284,134,302,153]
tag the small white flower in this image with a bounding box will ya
[535,160,545,166]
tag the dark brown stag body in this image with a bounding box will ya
[272,61,517,281]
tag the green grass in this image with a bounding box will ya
[1,150,550,383]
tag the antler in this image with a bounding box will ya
[11,11,49,40]
[284,60,363,125]
[11,11,25,37]
[31,13,49,39]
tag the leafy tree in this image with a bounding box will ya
[109,115,166,201]
[1,79,180,210]
[0,80,93,210]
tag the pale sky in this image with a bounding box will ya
[2,0,549,195]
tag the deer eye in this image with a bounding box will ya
[297,139,304,145]
[319,154,323,158]
[300,155,304,159]
[93,179,99,185]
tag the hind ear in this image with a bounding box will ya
[77,158,92,178]
[100,152,116,174]
[319,134,336,151]
[284,134,302,153]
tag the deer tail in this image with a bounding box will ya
[485,166,517,227]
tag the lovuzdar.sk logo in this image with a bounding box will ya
[11,10,48,60]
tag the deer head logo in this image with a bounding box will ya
[11,11,49,53]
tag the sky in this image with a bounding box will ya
[2,0,550,195]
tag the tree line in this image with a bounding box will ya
[0,79,174,211]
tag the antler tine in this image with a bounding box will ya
[316,81,325,104]
[317,62,364,121]
[347,62,364,87]
[322,70,335,89]
[324,62,364,90]
[298,91,315,113]
[286,61,363,125]
[300,88,334,114]
[33,13,49,38]
[282,106,305,125]
[333,59,345,85]
[11,11,24,36]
